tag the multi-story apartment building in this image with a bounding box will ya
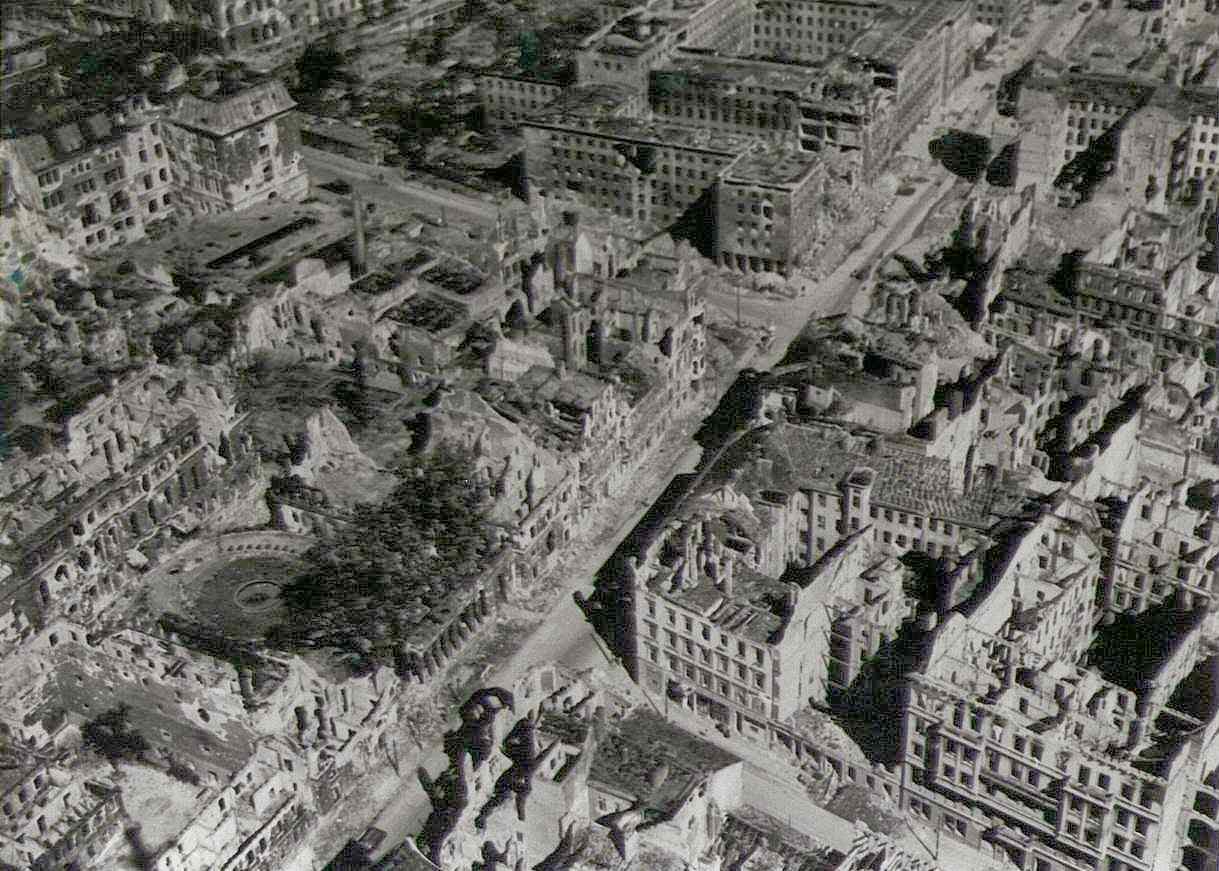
[1011,65,1216,227]
[713,144,825,275]
[973,0,1031,40]
[794,64,894,182]
[628,505,858,739]
[478,72,567,130]
[1183,91,1219,229]
[897,505,1219,871]
[573,0,756,85]
[682,0,757,54]
[650,51,891,181]
[2,78,309,257]
[849,0,975,157]
[164,79,309,216]
[524,84,883,274]
[522,108,750,225]
[1071,209,1217,369]
[499,0,988,266]
[619,365,1218,870]
[1058,77,1153,167]
[648,54,812,151]
[752,0,884,63]
[989,206,1217,388]
[1096,480,1219,616]
[5,97,176,255]
[624,410,1030,737]
[576,9,692,93]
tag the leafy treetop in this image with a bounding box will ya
[268,441,493,672]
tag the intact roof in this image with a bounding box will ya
[589,710,739,819]
[170,79,296,136]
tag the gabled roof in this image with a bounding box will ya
[169,79,296,137]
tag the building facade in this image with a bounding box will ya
[165,79,309,216]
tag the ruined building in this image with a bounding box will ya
[1,76,308,258]
[0,365,259,648]
[163,78,309,216]
[51,0,464,70]
[416,665,744,871]
[0,604,401,870]
[500,0,986,276]
[2,95,177,256]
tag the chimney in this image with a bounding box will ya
[720,562,734,599]
[351,192,367,279]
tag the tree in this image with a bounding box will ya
[268,442,492,670]
[518,31,540,71]
[297,41,345,98]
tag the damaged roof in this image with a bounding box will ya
[589,709,739,819]
[170,79,296,136]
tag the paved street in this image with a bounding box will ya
[705,0,1084,368]
[361,435,706,860]
[309,12,1091,863]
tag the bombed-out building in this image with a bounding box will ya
[0,365,259,647]
[1,75,309,260]
[416,665,745,871]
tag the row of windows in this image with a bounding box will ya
[587,57,633,73]
[645,598,767,663]
[646,626,770,686]
[484,77,559,94]
[755,28,855,41]
[648,650,769,710]
[661,104,790,129]
[720,252,788,275]
[916,704,1165,814]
